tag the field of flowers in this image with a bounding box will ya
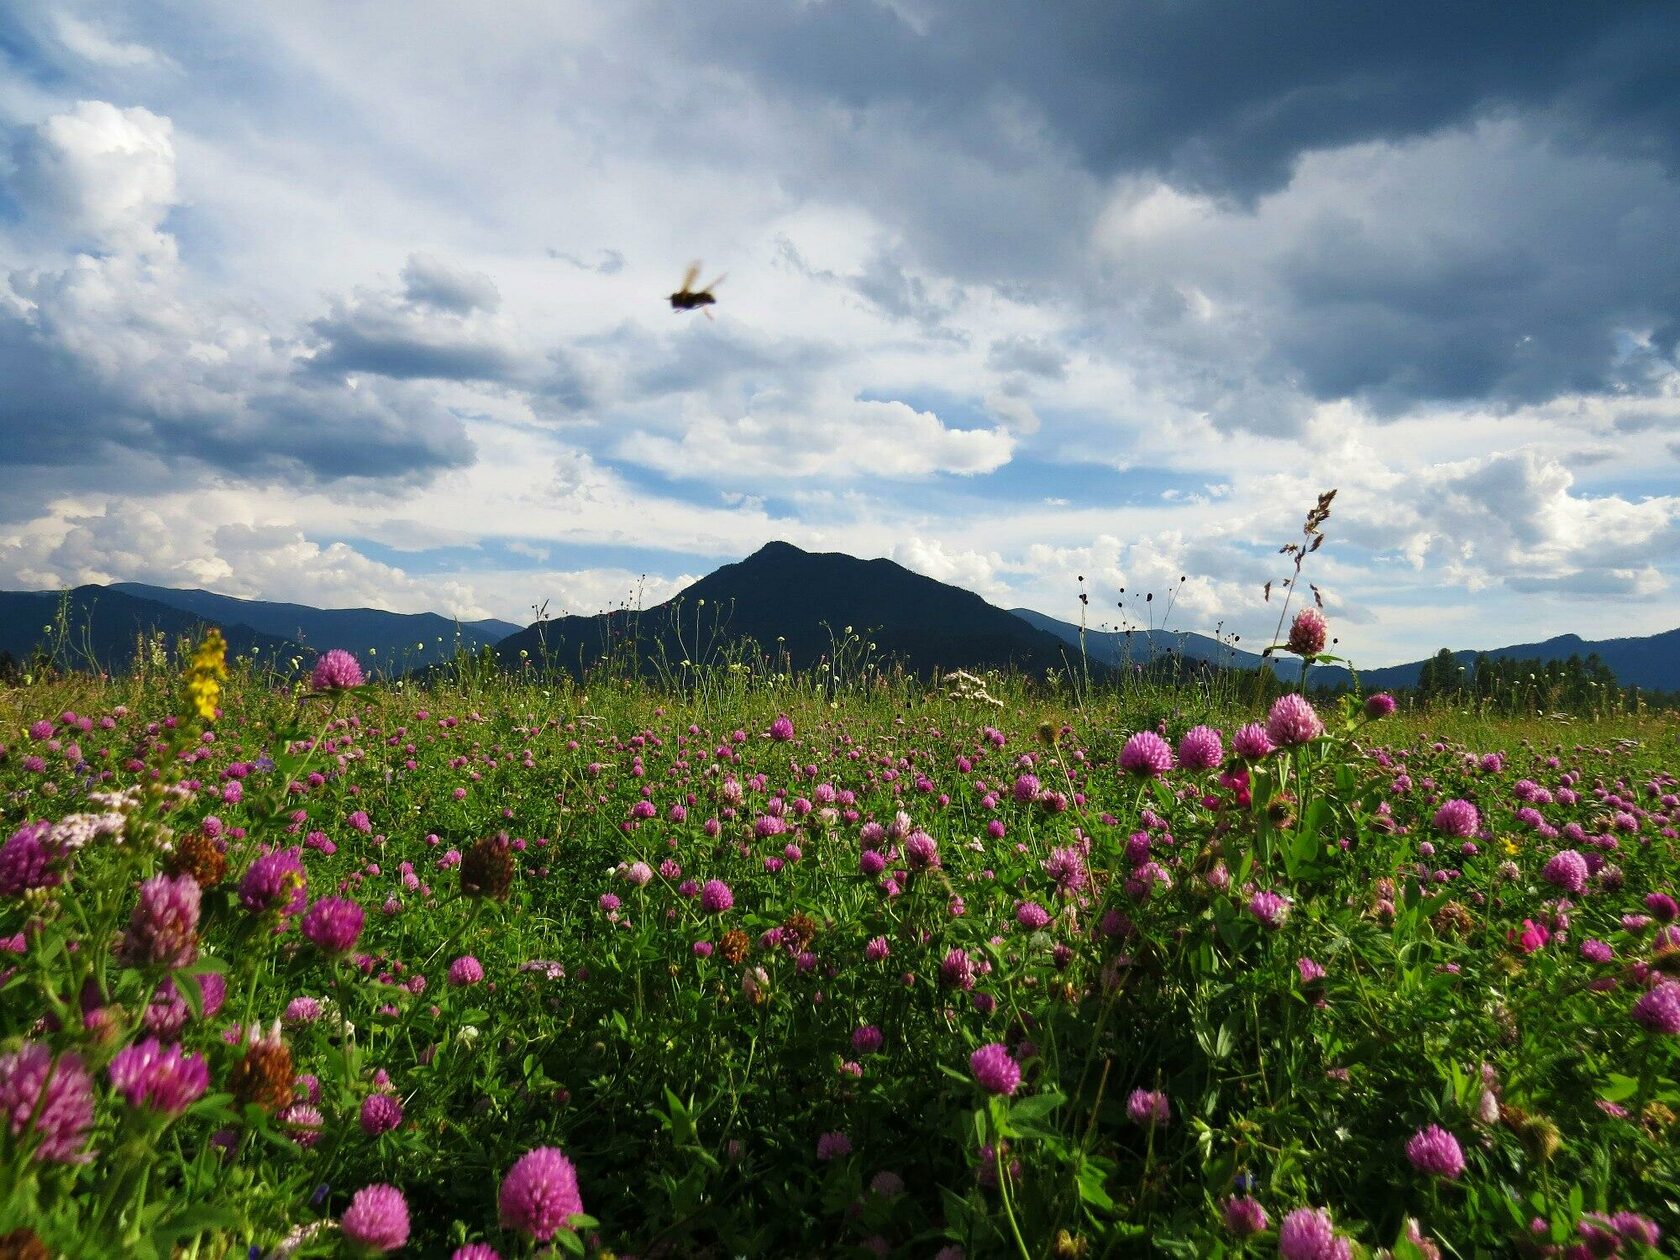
[1,631,1677,1258]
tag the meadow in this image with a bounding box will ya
[0,630,1676,1258]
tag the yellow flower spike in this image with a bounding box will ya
[183,627,229,723]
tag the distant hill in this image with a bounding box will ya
[0,587,304,675]
[496,541,1089,678]
[1012,608,1680,693]
[110,582,519,670]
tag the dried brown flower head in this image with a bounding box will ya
[229,1024,295,1115]
[167,829,228,889]
[719,928,751,965]
[460,833,515,900]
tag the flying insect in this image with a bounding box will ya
[669,262,724,314]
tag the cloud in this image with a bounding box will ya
[621,390,1015,481]
[667,1,1680,198]
[400,253,500,314]
[9,100,177,256]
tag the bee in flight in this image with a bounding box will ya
[669,262,724,315]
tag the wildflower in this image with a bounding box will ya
[1296,957,1327,985]
[1222,1196,1269,1237]
[1044,846,1088,894]
[1277,1207,1352,1260]
[1364,692,1396,719]
[1120,731,1174,777]
[700,879,734,913]
[228,1023,294,1114]
[460,834,515,900]
[865,936,891,963]
[341,1183,409,1253]
[499,1146,584,1241]
[719,928,751,964]
[183,628,227,722]
[852,1025,884,1054]
[1431,800,1480,838]
[238,848,308,919]
[1286,608,1328,657]
[1646,893,1679,923]
[619,861,653,887]
[816,1130,852,1160]
[1265,695,1323,746]
[108,1038,208,1115]
[451,1248,501,1260]
[119,873,201,969]
[768,715,795,741]
[1016,901,1051,930]
[312,649,365,692]
[360,1093,403,1136]
[1126,1088,1169,1127]
[904,830,940,871]
[1176,725,1223,771]
[447,956,485,987]
[970,1043,1021,1096]
[166,830,228,889]
[0,1042,94,1162]
[0,822,61,897]
[941,948,977,991]
[1232,723,1273,760]
[1631,983,1680,1035]
[1405,1125,1466,1178]
[1541,850,1588,894]
[1247,891,1291,929]
[301,897,365,955]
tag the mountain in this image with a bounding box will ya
[1010,608,1272,673]
[496,541,1090,679]
[109,583,520,670]
[1012,608,1680,693]
[0,587,305,674]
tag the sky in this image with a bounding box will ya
[1,1,1678,666]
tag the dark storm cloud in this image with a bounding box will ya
[668,0,1680,200]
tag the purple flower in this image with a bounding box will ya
[1126,1088,1169,1127]
[1278,1207,1351,1260]
[312,649,365,691]
[1286,607,1328,657]
[1265,695,1324,746]
[1631,983,1680,1035]
[451,1248,502,1260]
[1645,892,1679,923]
[904,831,940,871]
[238,848,308,918]
[852,1025,884,1054]
[1016,901,1051,930]
[816,1130,852,1160]
[1540,850,1588,894]
[1120,730,1174,778]
[108,1038,208,1115]
[1431,799,1480,838]
[1405,1124,1466,1179]
[447,956,485,987]
[360,1093,403,1136]
[970,1043,1021,1096]
[499,1146,584,1241]
[768,715,795,742]
[120,873,201,969]
[301,897,364,955]
[1296,957,1327,985]
[941,948,977,991]
[1176,725,1224,772]
[1247,891,1291,929]
[1232,723,1274,760]
[1044,846,1088,894]
[1364,692,1396,719]
[0,1042,94,1163]
[341,1183,409,1252]
[1222,1195,1269,1237]
[0,822,60,897]
[700,879,734,913]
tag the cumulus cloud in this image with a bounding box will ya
[9,100,177,256]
